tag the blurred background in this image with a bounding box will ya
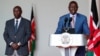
[0,0,100,56]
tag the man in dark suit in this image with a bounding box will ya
[55,1,89,56]
[3,6,31,56]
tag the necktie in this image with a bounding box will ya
[15,20,18,33]
[71,16,75,28]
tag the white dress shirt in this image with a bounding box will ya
[14,17,21,28]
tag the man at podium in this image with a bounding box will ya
[55,1,89,56]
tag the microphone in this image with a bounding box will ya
[67,17,75,34]
[62,18,68,32]
[64,18,68,27]
[63,17,73,33]
[68,17,72,27]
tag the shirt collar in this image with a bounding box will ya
[70,13,77,18]
[15,17,21,22]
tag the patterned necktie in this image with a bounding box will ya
[15,20,18,33]
[71,16,75,28]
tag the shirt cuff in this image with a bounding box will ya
[18,42,21,46]
[10,42,13,46]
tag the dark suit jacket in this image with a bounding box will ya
[3,17,31,55]
[55,13,90,56]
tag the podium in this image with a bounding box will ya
[49,33,86,56]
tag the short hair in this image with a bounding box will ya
[68,1,78,8]
[13,6,22,13]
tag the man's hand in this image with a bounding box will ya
[11,43,19,50]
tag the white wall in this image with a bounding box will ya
[0,0,89,56]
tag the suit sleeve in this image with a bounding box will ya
[83,16,90,35]
[20,21,31,46]
[3,21,13,45]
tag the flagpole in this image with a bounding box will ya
[97,0,100,18]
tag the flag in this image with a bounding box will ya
[87,0,99,56]
[28,7,36,56]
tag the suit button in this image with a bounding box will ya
[14,36,16,38]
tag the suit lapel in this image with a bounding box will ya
[10,19,15,33]
[75,14,79,33]
[66,14,70,27]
